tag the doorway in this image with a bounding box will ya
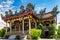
[24,19,29,31]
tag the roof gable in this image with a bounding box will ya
[42,13,53,18]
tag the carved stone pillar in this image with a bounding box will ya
[19,25,20,32]
[22,18,24,34]
[29,18,31,33]
[10,22,12,33]
[15,26,16,33]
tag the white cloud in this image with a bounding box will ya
[35,4,45,14]
[20,0,27,3]
[7,1,13,4]
[0,0,15,15]
[35,6,40,13]
[0,5,3,8]
[2,1,6,4]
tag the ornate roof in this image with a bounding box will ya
[3,11,56,21]
[2,11,39,21]
[2,6,59,21]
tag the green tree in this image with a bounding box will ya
[0,29,5,37]
[57,26,60,38]
[37,23,43,29]
[48,24,56,34]
[47,24,56,38]
[7,27,10,32]
[29,29,42,39]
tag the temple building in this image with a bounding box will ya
[2,3,59,35]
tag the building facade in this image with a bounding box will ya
[2,3,59,35]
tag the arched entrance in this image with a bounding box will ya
[14,20,20,31]
[43,21,50,38]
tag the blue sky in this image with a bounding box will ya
[0,0,60,23]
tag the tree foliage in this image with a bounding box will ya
[57,26,60,38]
[47,24,56,38]
[58,22,60,24]
[7,27,10,32]
[48,24,56,31]
[37,23,43,29]
[0,29,5,37]
[29,29,42,39]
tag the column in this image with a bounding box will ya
[55,16,57,35]
[10,22,12,33]
[15,26,16,33]
[22,19,24,34]
[54,17,57,25]
[29,19,31,33]
[19,25,20,32]
[35,21,37,28]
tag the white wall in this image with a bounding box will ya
[0,14,9,30]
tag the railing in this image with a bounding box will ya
[5,31,22,36]
[5,30,29,36]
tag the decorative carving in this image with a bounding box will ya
[26,3,34,12]
[40,8,46,15]
[52,6,59,16]
[1,14,3,17]
[20,5,25,14]
[5,11,9,18]
[39,8,46,18]
[15,10,17,15]
[9,9,13,16]
[52,6,57,12]
[20,5,24,11]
